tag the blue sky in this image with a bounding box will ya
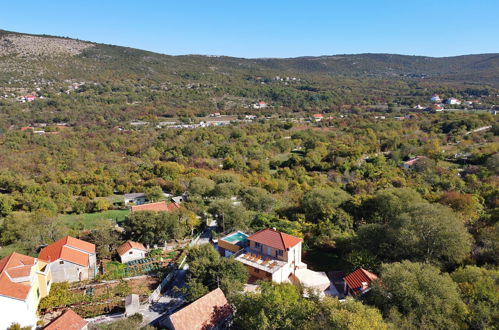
[1,0,498,58]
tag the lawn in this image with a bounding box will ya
[0,243,27,258]
[59,209,129,229]
[302,247,352,272]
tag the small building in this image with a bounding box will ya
[312,114,324,122]
[413,104,425,110]
[444,97,461,105]
[124,193,147,205]
[171,195,186,204]
[343,268,379,297]
[124,294,140,317]
[218,231,249,257]
[38,236,97,283]
[253,101,268,109]
[167,288,233,330]
[430,94,441,102]
[131,201,181,213]
[0,252,52,329]
[402,156,427,169]
[44,309,88,330]
[117,241,147,263]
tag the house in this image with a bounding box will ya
[38,236,97,283]
[124,192,147,205]
[444,97,461,105]
[413,104,425,110]
[21,126,34,131]
[430,94,441,102]
[131,201,181,213]
[312,114,324,122]
[117,241,147,263]
[166,288,233,330]
[0,252,52,329]
[171,194,187,204]
[218,231,249,257]
[402,156,427,169]
[234,228,306,283]
[343,268,379,297]
[253,101,268,109]
[44,309,88,330]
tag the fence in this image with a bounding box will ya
[149,265,176,303]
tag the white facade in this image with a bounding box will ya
[120,248,146,263]
[0,294,38,329]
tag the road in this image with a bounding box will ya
[196,219,217,246]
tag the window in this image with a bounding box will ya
[36,288,40,298]
[59,260,64,265]
[129,251,133,254]
[255,242,261,249]
[276,250,283,257]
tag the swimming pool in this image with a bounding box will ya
[223,232,248,243]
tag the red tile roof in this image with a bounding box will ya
[117,241,147,256]
[39,236,95,266]
[313,114,324,118]
[247,228,302,250]
[131,201,180,213]
[344,268,379,294]
[0,252,36,300]
[169,288,232,330]
[44,309,88,330]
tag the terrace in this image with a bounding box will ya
[235,249,287,274]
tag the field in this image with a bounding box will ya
[59,210,130,229]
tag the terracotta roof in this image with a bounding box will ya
[39,236,95,266]
[169,288,232,330]
[131,201,180,212]
[247,228,302,250]
[44,309,88,330]
[313,114,324,118]
[117,241,147,256]
[344,268,379,293]
[0,252,36,300]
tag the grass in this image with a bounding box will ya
[59,209,129,229]
[0,243,27,258]
[302,247,352,272]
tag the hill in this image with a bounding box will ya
[0,29,497,126]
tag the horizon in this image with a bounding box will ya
[2,28,497,60]
[1,0,498,58]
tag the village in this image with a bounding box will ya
[0,190,379,330]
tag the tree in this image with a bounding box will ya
[312,297,388,330]
[209,200,250,232]
[438,191,481,223]
[451,266,499,329]
[86,220,123,260]
[189,177,215,196]
[144,186,164,202]
[301,187,351,223]
[241,187,275,212]
[369,261,468,329]
[0,194,15,217]
[185,244,248,301]
[357,203,472,265]
[232,282,315,330]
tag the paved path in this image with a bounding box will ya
[143,268,188,327]
[196,219,217,246]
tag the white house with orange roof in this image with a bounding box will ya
[117,241,147,263]
[38,236,96,283]
[0,252,52,329]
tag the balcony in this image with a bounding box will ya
[235,249,287,274]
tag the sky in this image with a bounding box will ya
[1,0,498,58]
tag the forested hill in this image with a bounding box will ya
[1,29,498,85]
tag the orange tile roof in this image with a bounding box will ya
[131,201,180,213]
[117,241,147,256]
[44,309,88,330]
[0,252,36,300]
[247,228,302,250]
[39,236,95,266]
[169,288,232,330]
[344,268,379,294]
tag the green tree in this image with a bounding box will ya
[451,266,499,330]
[369,261,468,329]
[144,186,164,202]
[189,177,215,196]
[301,187,351,223]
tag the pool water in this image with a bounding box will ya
[223,232,248,243]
